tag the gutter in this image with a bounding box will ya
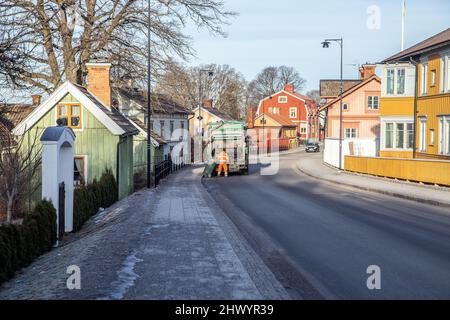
[116,135,127,194]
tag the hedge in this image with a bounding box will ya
[0,200,56,285]
[0,170,118,285]
[73,169,118,231]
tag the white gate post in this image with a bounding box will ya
[41,126,76,235]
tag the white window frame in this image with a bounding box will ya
[438,115,450,155]
[74,155,88,186]
[343,103,349,110]
[419,117,427,152]
[367,96,379,110]
[278,96,288,103]
[386,68,395,95]
[431,69,437,87]
[421,63,428,95]
[445,55,450,92]
[397,68,406,95]
[289,107,297,119]
[345,128,357,139]
[382,119,414,150]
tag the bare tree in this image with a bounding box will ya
[306,89,320,104]
[0,128,41,224]
[247,65,307,106]
[0,0,235,93]
[156,62,247,119]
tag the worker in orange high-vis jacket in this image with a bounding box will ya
[217,149,229,177]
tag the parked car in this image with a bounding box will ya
[305,142,320,153]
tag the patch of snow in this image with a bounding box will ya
[103,251,143,300]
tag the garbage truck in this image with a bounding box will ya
[203,120,249,177]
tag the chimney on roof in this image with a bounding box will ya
[86,62,112,109]
[247,106,255,129]
[203,99,213,109]
[359,64,376,80]
[284,84,295,93]
[32,94,41,106]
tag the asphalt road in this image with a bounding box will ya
[204,150,450,299]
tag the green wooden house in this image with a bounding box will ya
[13,80,139,200]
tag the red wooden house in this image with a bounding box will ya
[256,84,319,143]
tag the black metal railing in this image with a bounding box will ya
[154,158,187,186]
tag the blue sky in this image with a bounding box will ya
[184,0,450,92]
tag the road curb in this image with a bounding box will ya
[295,162,450,209]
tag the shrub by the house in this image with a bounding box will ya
[0,200,56,285]
[73,169,118,231]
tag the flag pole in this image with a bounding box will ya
[401,0,406,51]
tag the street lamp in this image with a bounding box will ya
[198,68,214,137]
[197,68,213,162]
[322,38,344,169]
[146,0,152,188]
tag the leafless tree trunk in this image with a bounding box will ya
[0,127,41,224]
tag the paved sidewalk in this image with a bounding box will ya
[0,167,288,300]
[297,153,450,208]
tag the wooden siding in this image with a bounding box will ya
[380,97,414,116]
[133,133,164,172]
[416,93,450,157]
[345,156,450,186]
[379,150,413,158]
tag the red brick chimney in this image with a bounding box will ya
[284,84,295,93]
[86,62,112,109]
[203,99,213,109]
[359,64,376,80]
[31,95,41,106]
[247,106,255,129]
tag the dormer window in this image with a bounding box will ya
[278,96,288,103]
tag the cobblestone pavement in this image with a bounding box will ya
[0,166,289,300]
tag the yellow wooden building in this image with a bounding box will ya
[344,28,450,186]
[382,28,450,160]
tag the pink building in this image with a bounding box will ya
[320,64,381,167]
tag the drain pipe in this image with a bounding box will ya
[410,57,419,159]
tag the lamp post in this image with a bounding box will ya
[322,38,343,169]
[198,68,214,137]
[146,0,152,188]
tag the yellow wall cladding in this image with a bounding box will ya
[345,156,450,186]
[379,150,413,158]
[380,97,414,116]
[416,93,450,156]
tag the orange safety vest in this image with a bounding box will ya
[218,151,229,164]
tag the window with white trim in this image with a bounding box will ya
[343,103,349,110]
[367,96,379,110]
[438,115,450,155]
[397,69,405,94]
[386,69,395,95]
[421,63,428,95]
[278,96,288,103]
[446,55,450,92]
[289,107,297,119]
[345,128,357,139]
[74,156,86,186]
[431,69,437,87]
[384,121,414,150]
[419,117,427,152]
